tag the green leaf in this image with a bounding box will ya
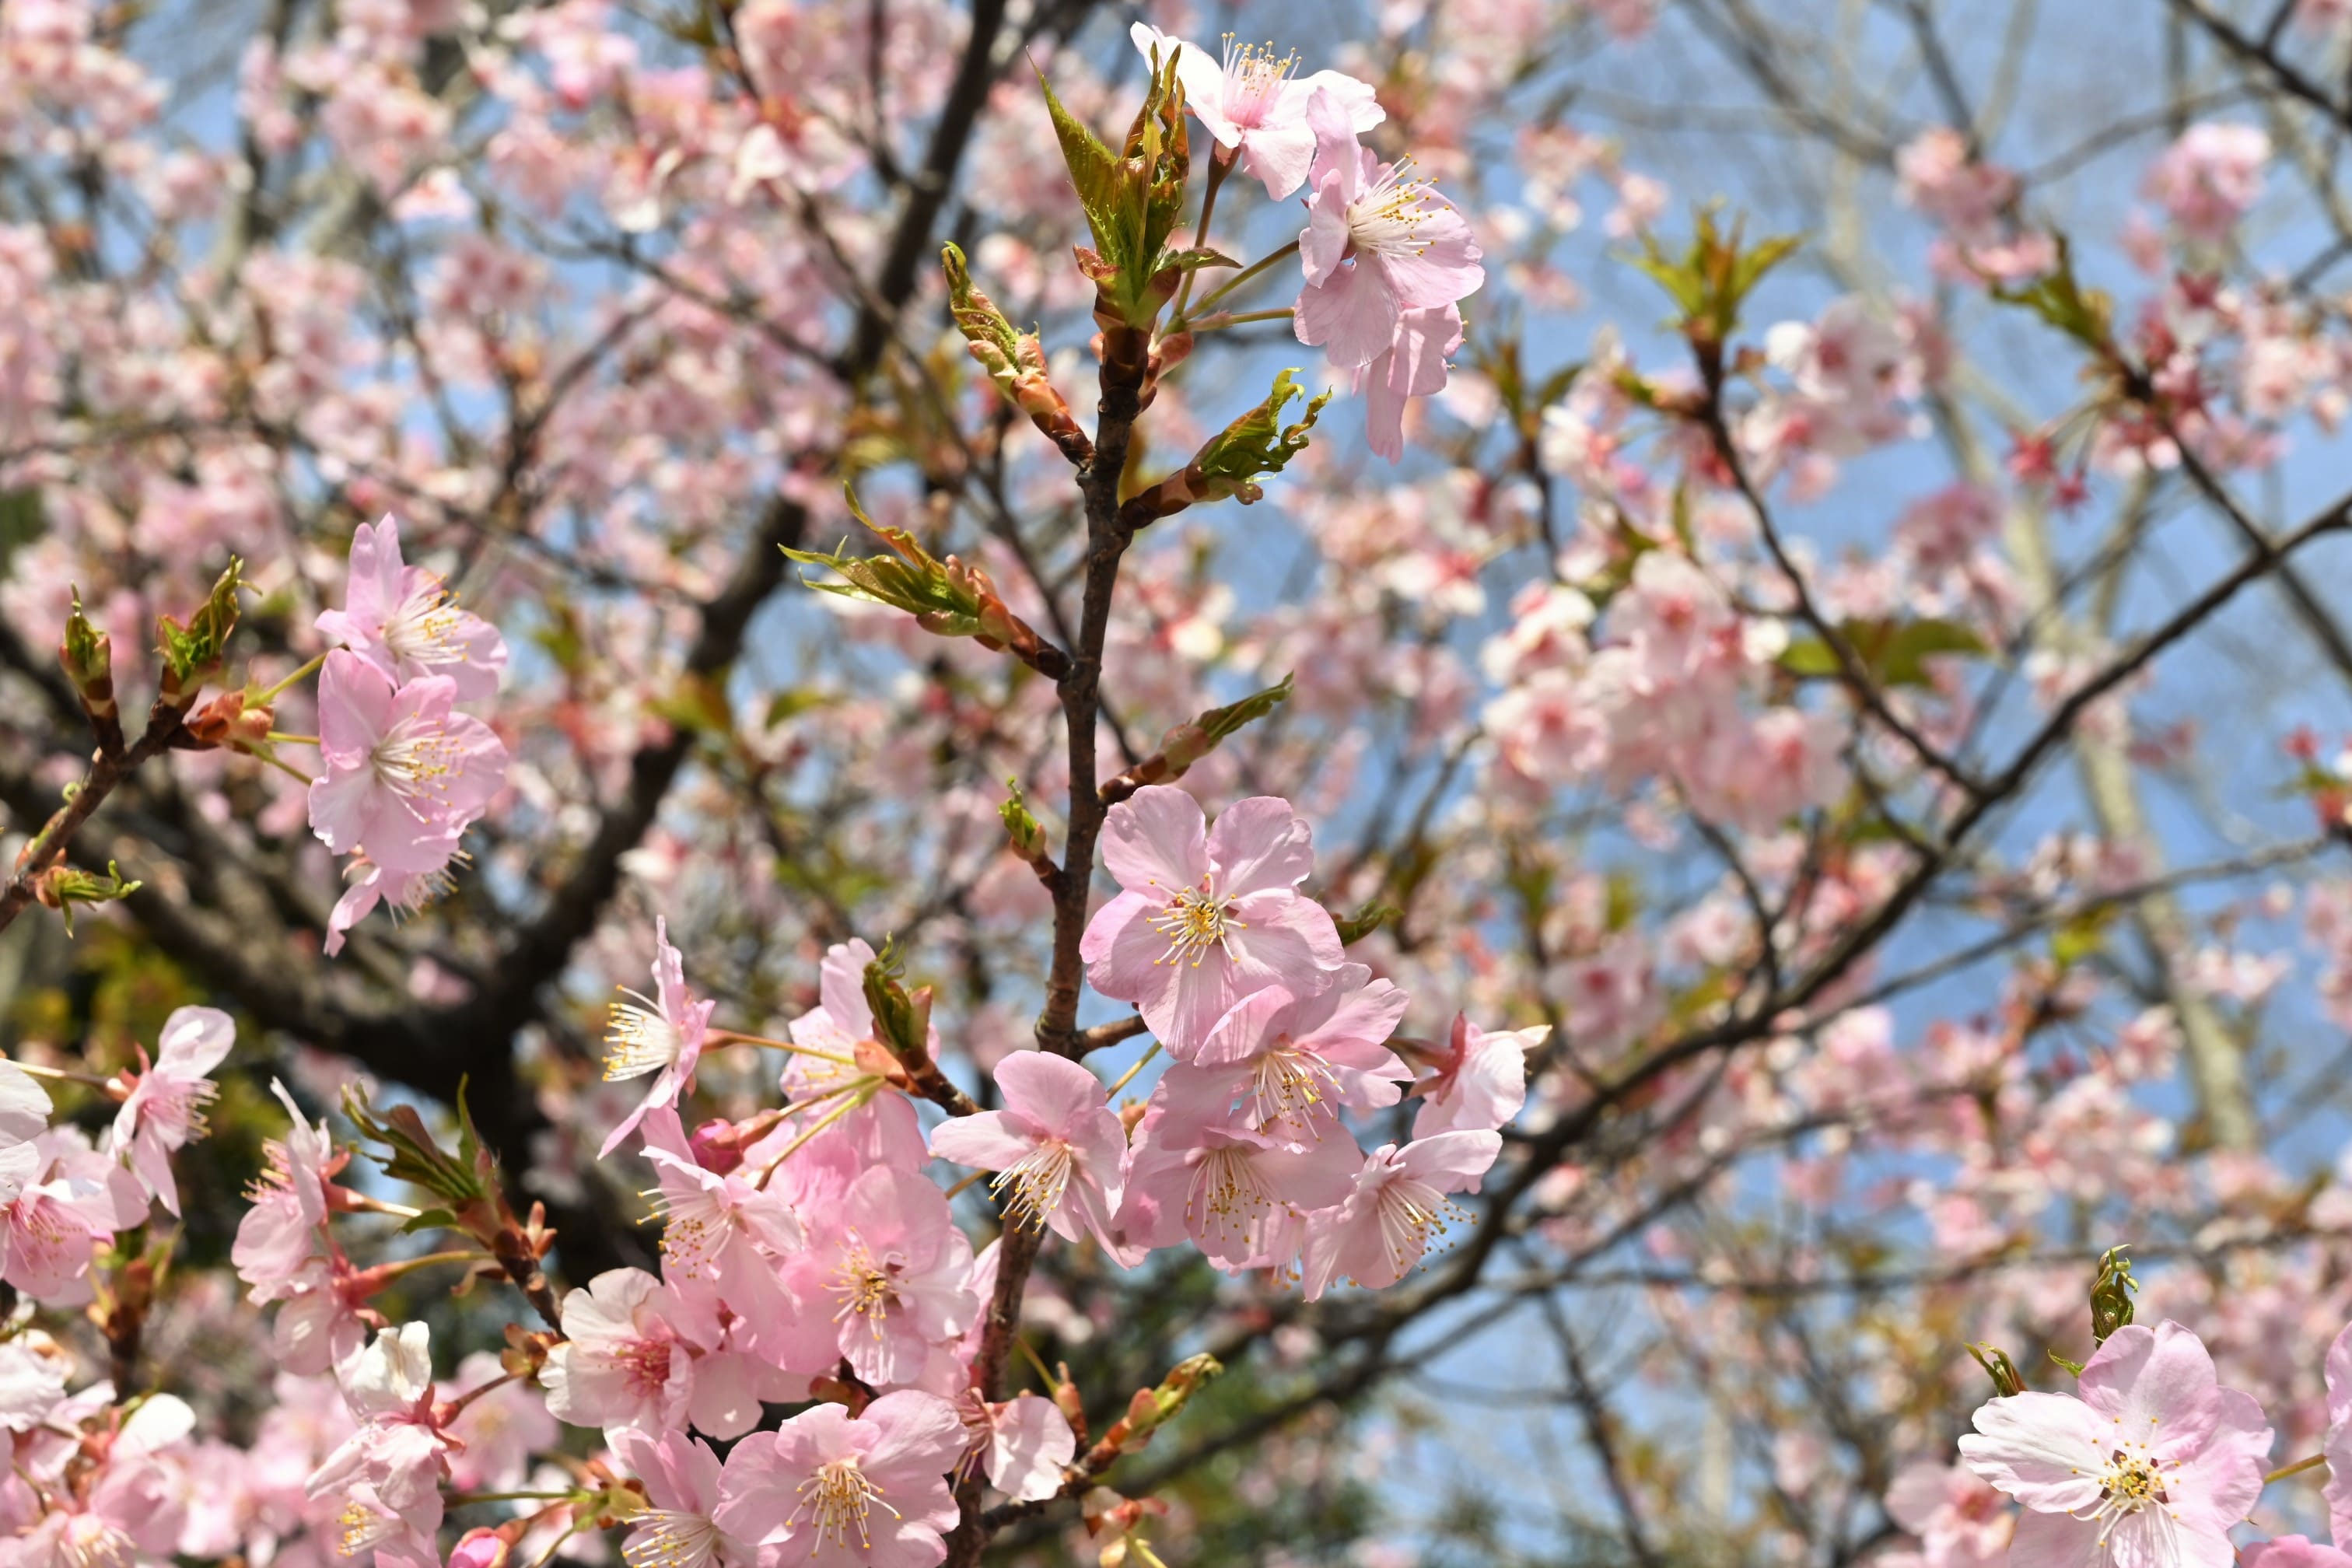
[156,557,245,696]
[40,859,142,936]
[1627,208,1801,347]
[784,485,991,638]
[1036,70,1123,253]
[342,1083,488,1207]
[1187,369,1331,505]
[999,779,1047,859]
[1777,617,1986,688]
[1333,900,1402,945]
[1988,233,2111,352]
[1196,672,1293,746]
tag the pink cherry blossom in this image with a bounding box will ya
[317,514,506,702]
[324,855,456,957]
[600,918,718,1157]
[1080,788,1345,1059]
[1881,1461,2011,1568]
[233,1080,339,1300]
[1412,1013,1548,1137]
[712,1390,964,1568]
[2323,1319,2352,1546]
[108,1003,232,1216]
[639,1110,800,1344]
[441,1351,556,1494]
[0,1139,128,1301]
[774,1166,976,1389]
[1958,1320,2270,1568]
[1190,964,1411,1136]
[307,1324,454,1565]
[1300,1130,1500,1299]
[927,1052,1125,1247]
[541,1268,696,1435]
[2144,122,2270,241]
[1129,23,1383,199]
[1118,1069,1360,1269]
[2245,1541,2352,1568]
[1295,89,1483,371]
[612,1430,749,1568]
[308,649,508,879]
[958,1391,1075,1505]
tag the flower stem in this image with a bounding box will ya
[1174,240,1300,329]
[2267,1452,2327,1483]
[0,1058,114,1090]
[1187,307,1296,332]
[1105,1042,1163,1097]
[446,1490,579,1507]
[709,1030,858,1066]
[255,652,328,704]
[943,1168,990,1200]
[266,732,321,747]
[1167,150,1234,325]
[752,1084,876,1188]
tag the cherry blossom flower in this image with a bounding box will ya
[927,1052,1125,1246]
[600,918,718,1157]
[308,649,507,879]
[1129,23,1383,198]
[958,1391,1075,1505]
[233,1080,340,1300]
[2245,1541,2352,1568]
[779,938,929,1167]
[639,1110,800,1341]
[774,1166,976,1389]
[324,855,457,957]
[1958,1320,2270,1568]
[1191,964,1411,1136]
[1412,1013,1548,1137]
[1118,1070,1361,1269]
[109,1004,232,1216]
[541,1268,696,1435]
[2144,123,2270,241]
[1300,1130,1501,1299]
[1295,89,1484,372]
[1360,303,1464,461]
[612,1430,750,1568]
[441,1351,556,1494]
[1,1139,130,1301]
[712,1391,964,1568]
[317,514,506,701]
[1080,787,1345,1059]
[307,1324,455,1564]
[1880,1461,2011,1568]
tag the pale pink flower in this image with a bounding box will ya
[0,1061,51,1148]
[1129,23,1383,198]
[773,1167,976,1389]
[712,1391,964,1568]
[307,1324,454,1558]
[1958,1320,2270,1568]
[1300,1130,1501,1299]
[0,1142,126,1302]
[441,1351,557,1494]
[927,1052,1126,1248]
[1881,1461,2011,1568]
[959,1391,1074,1505]
[1118,1069,1360,1269]
[2144,123,2270,241]
[233,1080,339,1300]
[2244,1542,2352,1568]
[599,918,717,1157]
[309,649,507,875]
[2322,1319,2352,1545]
[639,1110,800,1345]
[1412,1013,1548,1137]
[1190,964,1411,1136]
[1080,788,1345,1059]
[1295,89,1484,370]
[324,855,456,957]
[541,1268,696,1435]
[317,514,506,702]
[109,1004,232,1216]
[611,1430,750,1568]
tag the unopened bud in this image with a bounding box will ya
[2089,1244,2136,1345]
[690,1118,745,1175]
[450,1527,511,1568]
[499,1324,558,1380]
[1157,721,1210,774]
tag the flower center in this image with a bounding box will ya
[1218,33,1297,127]
[1249,1039,1339,1132]
[605,988,681,1080]
[337,1496,399,1560]
[614,1333,674,1397]
[992,1139,1075,1231]
[624,1510,720,1568]
[383,576,468,670]
[1150,877,1245,968]
[1374,1174,1458,1275]
[831,1237,897,1337]
[59,1514,134,1568]
[1186,1145,1275,1250]
[138,1075,219,1143]
[790,1458,900,1550]
[1347,159,1439,258]
[369,712,465,819]
[2086,1444,2175,1538]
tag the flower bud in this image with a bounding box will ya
[690,1118,745,1175]
[1966,1340,2025,1398]
[448,1527,510,1568]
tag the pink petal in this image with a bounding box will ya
[1241,121,1318,199]
[1297,258,1402,370]
[1299,168,1354,285]
[2077,1322,2224,1454]
[1205,796,1317,896]
[1081,891,1174,1012]
[990,1051,1108,1138]
[986,1394,1076,1503]
[1956,1391,2107,1514]
[926,1111,1037,1172]
[1100,786,1210,895]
